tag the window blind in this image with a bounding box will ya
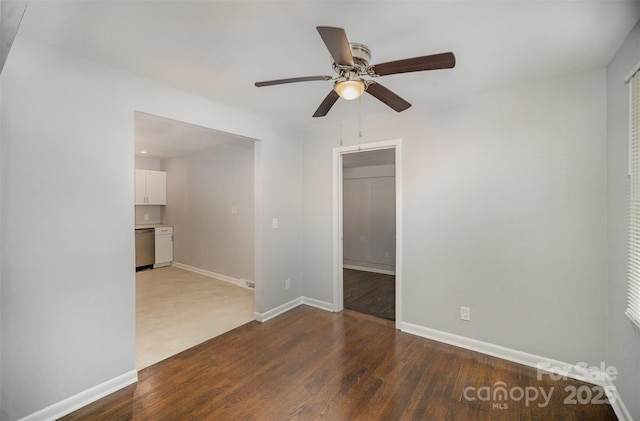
[627,70,640,330]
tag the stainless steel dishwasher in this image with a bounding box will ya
[135,228,155,269]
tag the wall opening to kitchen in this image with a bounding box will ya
[133,111,257,369]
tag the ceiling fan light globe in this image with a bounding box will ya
[335,80,365,100]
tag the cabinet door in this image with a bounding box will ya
[134,169,147,205]
[155,233,173,264]
[145,170,167,205]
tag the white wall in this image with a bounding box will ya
[134,205,162,225]
[0,36,303,420]
[162,140,255,282]
[606,19,640,419]
[1,37,137,421]
[0,2,4,409]
[343,164,395,272]
[134,156,161,170]
[303,69,608,366]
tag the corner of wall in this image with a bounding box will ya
[0,56,4,420]
[606,16,640,420]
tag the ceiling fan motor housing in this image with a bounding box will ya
[332,42,371,75]
[350,43,371,68]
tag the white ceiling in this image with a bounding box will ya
[16,0,640,132]
[134,111,254,159]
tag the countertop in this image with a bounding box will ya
[135,224,173,230]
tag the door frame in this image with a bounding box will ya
[332,139,403,328]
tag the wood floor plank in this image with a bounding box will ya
[343,269,395,320]
[59,306,618,421]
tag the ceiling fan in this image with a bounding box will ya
[255,26,456,117]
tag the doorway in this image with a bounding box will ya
[333,140,403,328]
[134,111,258,368]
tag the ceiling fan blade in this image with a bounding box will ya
[371,52,455,76]
[313,90,340,117]
[366,82,411,112]
[255,75,332,87]
[316,26,354,67]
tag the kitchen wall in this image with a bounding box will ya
[303,69,608,367]
[343,164,395,273]
[162,140,255,283]
[606,18,640,419]
[135,156,161,170]
[134,206,162,226]
[0,36,303,420]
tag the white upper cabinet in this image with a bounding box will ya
[134,170,147,204]
[135,169,166,205]
[144,170,166,205]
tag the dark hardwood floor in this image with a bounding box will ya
[60,306,617,420]
[343,268,395,320]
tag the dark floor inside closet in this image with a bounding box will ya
[343,268,395,321]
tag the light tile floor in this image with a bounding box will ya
[136,265,255,369]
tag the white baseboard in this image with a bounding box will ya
[602,375,633,421]
[302,296,334,312]
[400,321,630,419]
[172,262,254,290]
[401,321,586,381]
[253,296,334,323]
[254,297,303,322]
[19,370,137,421]
[343,264,395,276]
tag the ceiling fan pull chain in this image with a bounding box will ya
[340,120,344,146]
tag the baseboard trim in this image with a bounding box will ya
[343,264,395,276]
[19,370,138,421]
[401,321,605,383]
[253,296,334,323]
[171,262,254,290]
[254,297,303,322]
[400,321,630,419]
[301,296,334,312]
[603,375,633,421]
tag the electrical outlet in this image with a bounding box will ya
[144,214,149,221]
[460,306,471,321]
[285,279,291,289]
[272,218,279,229]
